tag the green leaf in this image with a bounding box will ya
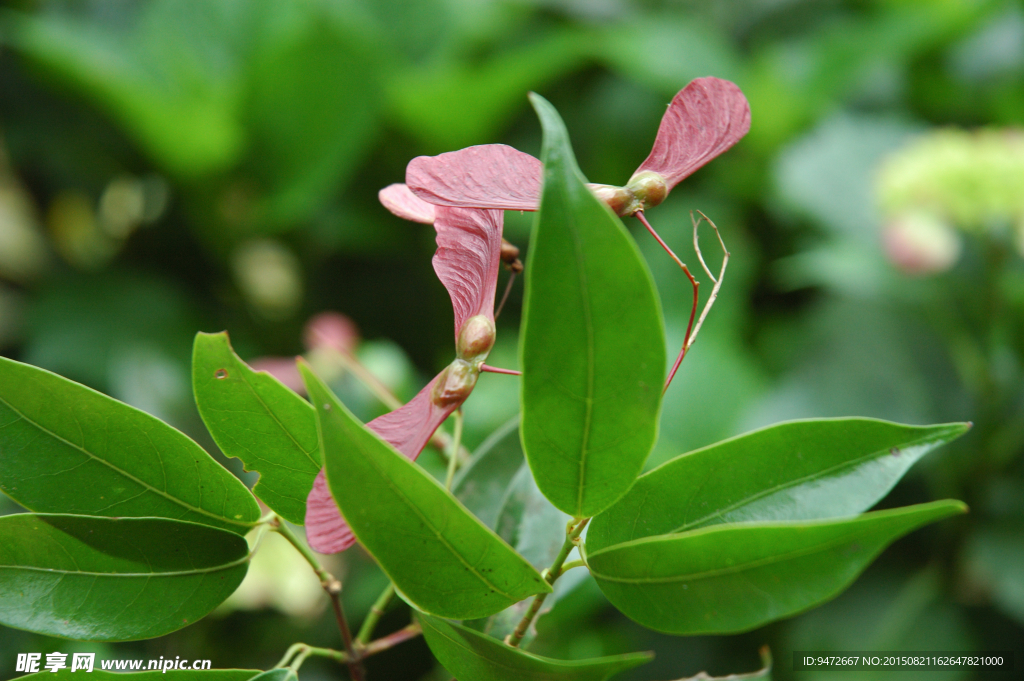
[0,355,260,535]
[452,416,524,529]
[587,418,969,552]
[246,20,379,229]
[1,6,245,177]
[587,500,966,635]
[14,670,260,681]
[299,362,550,620]
[192,332,320,525]
[388,29,592,150]
[520,93,665,519]
[418,612,653,681]
[0,514,250,641]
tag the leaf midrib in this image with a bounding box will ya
[0,393,251,530]
[556,163,595,519]
[667,432,953,535]
[589,521,910,585]
[0,552,250,578]
[232,366,320,469]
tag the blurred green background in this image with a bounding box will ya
[1,0,1023,679]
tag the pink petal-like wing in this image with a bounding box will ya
[432,206,504,338]
[407,144,542,211]
[305,470,356,552]
[379,183,436,224]
[635,77,751,190]
[303,374,458,554]
[368,374,457,457]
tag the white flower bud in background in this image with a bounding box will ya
[881,211,962,275]
[231,238,303,320]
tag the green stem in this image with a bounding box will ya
[288,645,347,671]
[271,517,363,681]
[505,518,590,648]
[274,643,305,669]
[274,626,422,673]
[558,559,585,574]
[356,583,396,648]
[444,409,464,490]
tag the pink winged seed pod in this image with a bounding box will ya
[383,77,750,393]
[400,77,750,219]
[305,205,506,553]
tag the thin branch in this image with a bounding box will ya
[558,559,586,575]
[494,272,517,320]
[362,623,422,657]
[635,211,699,393]
[272,625,422,673]
[444,409,464,490]
[271,517,364,681]
[355,583,396,648]
[685,210,729,352]
[329,348,402,411]
[505,518,590,648]
[479,364,522,376]
[287,645,346,671]
[274,643,305,669]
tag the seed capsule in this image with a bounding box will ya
[456,315,496,362]
[431,359,479,407]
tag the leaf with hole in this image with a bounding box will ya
[0,355,259,534]
[418,612,653,681]
[0,514,250,641]
[520,93,664,519]
[192,331,320,525]
[587,418,969,551]
[300,362,549,620]
[587,500,966,635]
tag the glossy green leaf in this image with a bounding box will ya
[587,418,969,552]
[299,363,550,620]
[192,332,320,525]
[14,670,261,681]
[418,612,653,681]
[0,514,250,641]
[453,416,524,528]
[587,500,966,635]
[520,94,665,519]
[0,355,260,535]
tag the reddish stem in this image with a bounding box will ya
[479,364,522,376]
[635,211,699,393]
[494,272,516,320]
[362,623,421,657]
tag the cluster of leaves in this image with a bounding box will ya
[0,84,971,681]
[2,0,1023,677]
